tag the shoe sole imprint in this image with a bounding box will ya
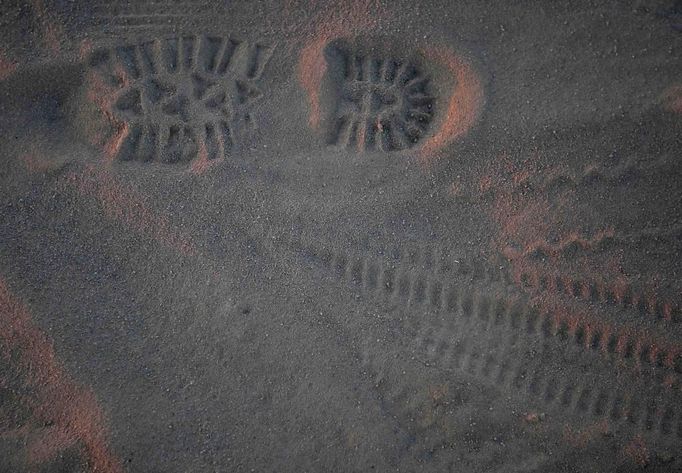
[324,42,437,152]
[280,235,682,443]
[289,236,682,377]
[407,291,682,439]
[85,34,273,165]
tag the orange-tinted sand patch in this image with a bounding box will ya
[296,0,382,129]
[505,228,616,260]
[419,47,484,162]
[531,297,681,374]
[458,150,682,390]
[622,435,650,467]
[84,70,129,160]
[31,0,64,54]
[21,154,59,174]
[661,84,682,114]
[63,164,198,256]
[482,152,680,327]
[189,140,226,175]
[79,38,95,62]
[103,122,130,163]
[0,49,17,81]
[563,419,610,448]
[0,277,123,472]
[298,36,330,129]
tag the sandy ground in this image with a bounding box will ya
[0,0,681,471]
